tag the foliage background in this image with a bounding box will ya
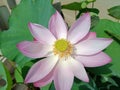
[0,0,120,90]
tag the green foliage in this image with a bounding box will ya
[0,0,120,90]
[14,66,24,83]
[22,60,34,79]
[91,19,120,77]
[101,75,118,87]
[62,0,92,10]
[76,8,99,19]
[72,77,98,90]
[106,30,120,41]
[108,5,120,19]
[87,0,96,2]
[0,0,55,67]
[91,15,100,29]
[41,83,53,90]
[62,0,96,11]
[62,2,85,10]
[0,61,12,90]
[23,10,120,89]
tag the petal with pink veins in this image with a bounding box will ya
[67,57,89,82]
[75,38,113,55]
[49,11,67,39]
[25,55,58,83]
[33,68,54,87]
[28,23,56,44]
[54,60,74,90]
[17,41,52,58]
[75,52,111,67]
[68,13,90,44]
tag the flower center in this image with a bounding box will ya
[55,39,68,52]
[53,39,73,58]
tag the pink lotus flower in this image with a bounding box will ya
[17,11,113,90]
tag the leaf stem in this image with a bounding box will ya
[92,2,94,8]
[9,61,23,80]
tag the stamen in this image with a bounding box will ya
[53,39,73,58]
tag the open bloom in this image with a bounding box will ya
[17,11,112,90]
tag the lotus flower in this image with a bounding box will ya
[17,11,113,90]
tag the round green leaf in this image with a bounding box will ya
[0,0,55,67]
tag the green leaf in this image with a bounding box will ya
[101,76,118,87]
[49,82,56,90]
[111,76,120,87]
[62,1,91,10]
[40,81,56,90]
[0,0,55,67]
[87,65,112,75]
[22,61,34,79]
[62,0,97,11]
[72,77,98,90]
[41,77,99,90]
[81,2,87,9]
[51,0,54,3]
[0,61,12,90]
[87,0,96,2]
[108,5,120,19]
[91,15,100,29]
[106,30,120,41]
[41,83,53,90]
[62,2,83,10]
[76,8,99,19]
[91,19,120,77]
[14,66,24,83]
